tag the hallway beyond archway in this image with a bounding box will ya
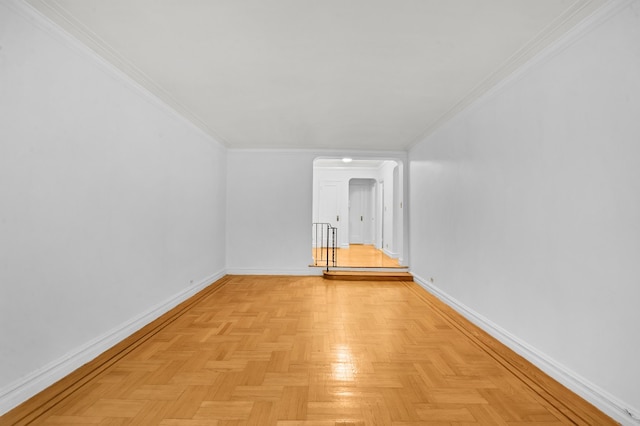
[312,244,404,268]
[312,158,406,268]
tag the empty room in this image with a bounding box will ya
[1,0,639,424]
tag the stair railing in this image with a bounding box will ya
[312,222,337,272]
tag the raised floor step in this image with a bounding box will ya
[323,270,413,281]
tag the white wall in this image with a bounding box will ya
[228,152,407,274]
[409,0,640,422]
[0,0,227,413]
[226,150,317,274]
[379,160,403,259]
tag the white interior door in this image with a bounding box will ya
[318,181,340,246]
[349,180,374,244]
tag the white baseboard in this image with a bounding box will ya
[382,248,398,259]
[0,270,226,416]
[411,273,640,426]
[226,268,321,276]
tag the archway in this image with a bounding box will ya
[312,157,406,268]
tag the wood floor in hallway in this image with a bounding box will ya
[3,275,614,425]
[313,244,403,268]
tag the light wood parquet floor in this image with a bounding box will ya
[3,275,614,425]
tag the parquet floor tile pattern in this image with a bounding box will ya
[26,276,611,425]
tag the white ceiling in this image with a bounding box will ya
[314,158,390,169]
[25,0,607,151]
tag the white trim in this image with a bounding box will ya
[0,270,226,416]
[229,147,407,155]
[411,273,640,426]
[408,0,635,150]
[382,248,398,259]
[462,0,635,119]
[226,268,323,276]
[2,0,226,150]
[416,0,635,148]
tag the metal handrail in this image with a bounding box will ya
[312,222,337,272]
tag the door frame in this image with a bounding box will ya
[348,178,375,245]
[312,157,407,265]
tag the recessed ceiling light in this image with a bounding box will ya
[342,157,353,163]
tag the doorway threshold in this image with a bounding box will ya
[309,265,408,272]
[322,270,413,281]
